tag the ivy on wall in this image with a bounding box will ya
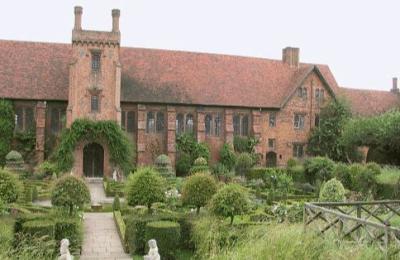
[52,119,135,175]
[0,99,14,167]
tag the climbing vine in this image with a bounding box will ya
[52,119,135,175]
[0,99,14,167]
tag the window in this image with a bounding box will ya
[156,112,165,132]
[176,113,184,135]
[268,138,276,149]
[51,108,60,133]
[214,113,221,136]
[315,88,325,102]
[233,114,250,136]
[127,111,135,133]
[205,114,212,136]
[15,107,35,132]
[91,95,99,112]
[233,115,240,135]
[315,114,320,127]
[146,112,155,133]
[186,114,194,133]
[91,52,101,72]
[294,114,305,129]
[293,143,304,158]
[241,115,249,136]
[269,112,276,127]
[297,87,307,99]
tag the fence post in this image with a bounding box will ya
[357,204,362,241]
[384,225,389,260]
[303,205,307,233]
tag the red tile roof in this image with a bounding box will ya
[339,87,399,116]
[0,39,398,113]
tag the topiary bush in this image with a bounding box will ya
[319,178,346,202]
[0,169,22,203]
[125,167,166,211]
[304,156,336,184]
[235,153,254,177]
[210,184,250,225]
[154,154,174,177]
[219,144,237,171]
[189,157,210,175]
[51,175,90,215]
[182,173,217,214]
[176,134,211,176]
[145,221,181,260]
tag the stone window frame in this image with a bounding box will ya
[90,95,100,113]
[315,88,325,103]
[50,107,66,134]
[293,113,305,130]
[269,112,276,128]
[176,113,195,135]
[146,111,165,134]
[205,112,222,137]
[14,105,35,132]
[121,110,136,133]
[268,138,276,150]
[297,86,308,100]
[91,50,101,73]
[233,113,250,136]
[293,143,305,158]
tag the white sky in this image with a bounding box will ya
[1,0,399,91]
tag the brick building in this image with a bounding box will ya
[0,7,399,177]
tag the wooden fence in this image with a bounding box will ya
[304,200,400,257]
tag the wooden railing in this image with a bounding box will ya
[304,200,400,257]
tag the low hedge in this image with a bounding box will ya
[21,219,55,238]
[246,167,287,181]
[113,211,128,253]
[104,180,125,197]
[145,221,181,260]
[55,218,82,254]
[14,213,48,233]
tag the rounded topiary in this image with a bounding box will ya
[51,175,90,215]
[194,157,207,166]
[5,150,25,172]
[154,154,174,177]
[0,169,22,203]
[189,157,210,175]
[235,153,254,177]
[5,150,23,162]
[125,167,166,211]
[182,173,218,214]
[319,178,346,202]
[210,183,250,225]
[145,221,181,260]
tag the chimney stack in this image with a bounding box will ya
[282,47,300,68]
[391,77,399,93]
[74,6,83,31]
[112,9,120,32]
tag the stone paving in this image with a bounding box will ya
[80,212,131,260]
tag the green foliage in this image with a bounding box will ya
[35,161,58,178]
[5,150,23,162]
[210,184,250,224]
[113,194,121,211]
[333,163,352,189]
[219,144,237,171]
[53,119,134,174]
[6,233,56,259]
[145,221,181,260]
[0,100,14,167]
[235,153,254,177]
[189,157,210,175]
[182,173,218,214]
[154,154,174,176]
[176,153,192,176]
[21,219,55,238]
[176,133,210,175]
[303,156,335,184]
[319,178,346,202]
[125,167,166,210]
[104,179,125,197]
[23,185,33,203]
[211,163,230,177]
[349,164,378,197]
[31,185,38,202]
[0,169,22,203]
[51,175,90,215]
[233,136,259,153]
[54,218,82,253]
[307,98,352,161]
[113,211,127,252]
[366,162,381,175]
[13,130,36,159]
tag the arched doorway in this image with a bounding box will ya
[266,152,277,167]
[83,143,104,177]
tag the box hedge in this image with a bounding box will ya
[145,220,181,260]
[55,218,82,253]
[21,219,55,238]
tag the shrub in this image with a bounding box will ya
[233,136,259,153]
[0,197,5,216]
[176,133,210,162]
[350,164,377,197]
[35,161,58,178]
[125,167,166,211]
[32,186,38,202]
[210,184,250,224]
[0,169,22,203]
[154,154,174,177]
[9,233,56,259]
[189,157,210,175]
[23,185,33,204]
[286,158,298,168]
[51,175,90,215]
[176,153,192,176]
[319,178,346,202]
[21,219,55,238]
[304,157,335,184]
[145,221,181,260]
[54,218,82,252]
[333,163,352,189]
[219,144,237,171]
[113,211,128,252]
[193,143,210,162]
[0,100,14,168]
[211,163,229,176]
[5,150,23,162]
[182,173,218,214]
[366,162,381,176]
[113,194,121,211]
[235,153,254,177]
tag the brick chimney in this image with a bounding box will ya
[74,6,83,31]
[282,47,300,68]
[391,77,399,93]
[112,9,120,32]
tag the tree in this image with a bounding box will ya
[125,167,166,212]
[210,184,250,225]
[51,175,90,215]
[182,173,217,214]
[307,98,351,161]
[0,100,14,167]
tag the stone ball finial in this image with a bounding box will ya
[143,239,160,260]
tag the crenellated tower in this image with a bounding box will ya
[67,6,122,127]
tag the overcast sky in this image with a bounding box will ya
[1,0,399,91]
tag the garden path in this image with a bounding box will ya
[87,178,125,204]
[80,212,131,260]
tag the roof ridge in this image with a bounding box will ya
[340,86,393,93]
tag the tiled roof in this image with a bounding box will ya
[339,87,399,116]
[0,39,398,113]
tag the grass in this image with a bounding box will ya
[376,166,400,184]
